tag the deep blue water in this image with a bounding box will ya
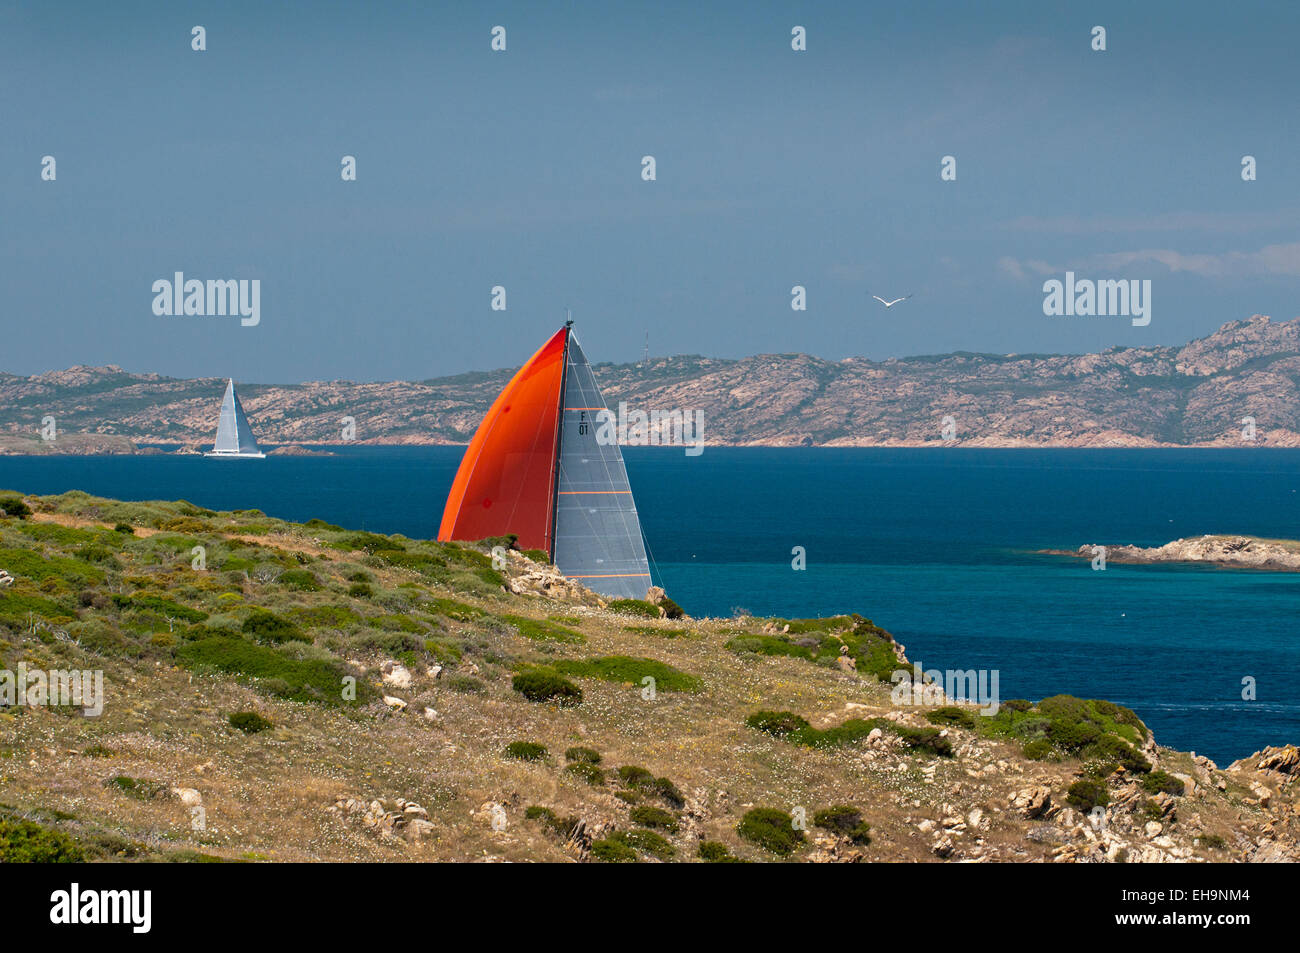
[2,446,1297,766]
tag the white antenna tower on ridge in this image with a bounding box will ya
[642,331,649,366]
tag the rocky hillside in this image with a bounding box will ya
[0,491,1295,863]
[2,315,1299,450]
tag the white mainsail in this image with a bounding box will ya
[204,379,265,458]
[551,332,653,599]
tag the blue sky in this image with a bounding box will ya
[2,0,1297,382]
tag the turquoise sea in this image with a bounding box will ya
[1,446,1297,766]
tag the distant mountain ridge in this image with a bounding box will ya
[2,315,1299,449]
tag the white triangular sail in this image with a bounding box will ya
[552,332,652,599]
[205,380,265,458]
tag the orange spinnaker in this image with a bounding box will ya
[437,326,567,551]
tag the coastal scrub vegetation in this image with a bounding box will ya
[725,614,901,681]
[0,489,1252,864]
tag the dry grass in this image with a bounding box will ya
[0,492,1292,863]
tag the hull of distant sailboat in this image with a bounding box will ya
[202,450,267,459]
[438,324,653,600]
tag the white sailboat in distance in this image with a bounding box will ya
[203,379,266,459]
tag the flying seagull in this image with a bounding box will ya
[871,294,912,309]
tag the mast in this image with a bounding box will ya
[547,317,574,560]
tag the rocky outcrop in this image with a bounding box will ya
[503,552,608,605]
[328,796,435,842]
[1065,536,1300,571]
[1230,744,1300,779]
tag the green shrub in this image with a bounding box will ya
[629,805,679,832]
[1199,833,1227,850]
[241,609,308,644]
[111,593,208,623]
[229,711,273,734]
[375,549,447,574]
[0,547,103,587]
[1141,770,1186,796]
[565,746,602,764]
[104,775,168,801]
[590,837,638,862]
[524,805,578,840]
[1066,778,1110,813]
[1022,738,1054,760]
[924,706,978,729]
[511,670,582,706]
[0,497,33,518]
[564,762,605,786]
[0,818,83,862]
[424,598,484,622]
[658,595,685,620]
[423,638,463,664]
[177,636,369,706]
[501,614,584,643]
[747,709,951,757]
[277,569,320,591]
[745,710,811,737]
[891,725,954,758]
[698,840,741,863]
[347,583,373,598]
[607,598,660,618]
[335,532,401,554]
[615,766,684,807]
[613,829,675,859]
[1138,798,1164,822]
[552,656,700,692]
[623,625,688,639]
[737,808,805,856]
[291,605,362,630]
[813,805,872,844]
[0,592,71,627]
[446,675,485,694]
[725,635,814,661]
[505,741,547,761]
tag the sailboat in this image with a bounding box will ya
[439,322,653,599]
[203,379,266,459]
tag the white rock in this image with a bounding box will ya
[172,787,202,807]
[423,707,438,721]
[1145,821,1162,837]
[382,695,408,711]
[407,818,436,839]
[381,661,414,690]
